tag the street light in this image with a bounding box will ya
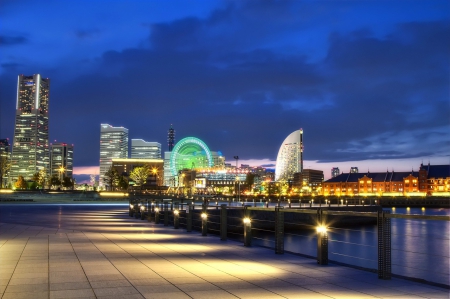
[58,166,65,186]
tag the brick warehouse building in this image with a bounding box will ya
[322,163,449,197]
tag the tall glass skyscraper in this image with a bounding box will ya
[99,124,128,186]
[10,74,50,182]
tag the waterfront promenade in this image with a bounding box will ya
[0,204,448,299]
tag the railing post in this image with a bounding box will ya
[186,203,193,232]
[134,202,139,218]
[155,206,160,224]
[275,206,284,254]
[147,201,152,222]
[220,204,227,241]
[164,203,169,226]
[173,207,179,229]
[140,201,146,220]
[316,208,328,265]
[201,205,207,236]
[243,205,251,247]
[378,210,391,280]
[129,200,133,217]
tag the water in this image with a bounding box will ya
[251,207,450,286]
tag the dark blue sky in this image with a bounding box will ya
[1,0,449,177]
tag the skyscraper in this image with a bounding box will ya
[10,74,50,181]
[168,124,175,151]
[350,167,359,173]
[131,139,161,159]
[50,142,74,179]
[99,124,128,186]
[0,139,10,187]
[275,129,303,181]
[331,167,340,178]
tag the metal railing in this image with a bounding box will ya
[127,198,449,288]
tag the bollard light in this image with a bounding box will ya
[201,213,207,219]
[140,205,145,211]
[155,207,160,213]
[130,204,134,209]
[243,217,251,224]
[316,225,327,233]
[174,210,179,216]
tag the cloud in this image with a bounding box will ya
[0,2,448,168]
[0,35,27,46]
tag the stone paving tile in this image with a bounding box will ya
[50,288,96,299]
[2,290,49,299]
[5,283,48,293]
[8,277,49,285]
[141,291,191,299]
[176,282,221,292]
[93,286,141,297]
[50,281,92,291]
[187,290,239,299]
[226,287,285,298]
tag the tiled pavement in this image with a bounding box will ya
[0,206,448,299]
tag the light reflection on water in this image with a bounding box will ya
[252,207,449,286]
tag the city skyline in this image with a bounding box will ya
[1,1,449,183]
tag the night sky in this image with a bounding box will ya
[0,0,449,181]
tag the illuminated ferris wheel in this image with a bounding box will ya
[169,137,213,176]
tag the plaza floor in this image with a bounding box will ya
[0,204,448,299]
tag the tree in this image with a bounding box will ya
[32,168,47,189]
[49,175,61,189]
[0,156,10,188]
[14,175,27,189]
[117,175,129,191]
[62,177,74,189]
[103,166,119,191]
[129,166,150,190]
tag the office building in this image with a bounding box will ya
[293,169,324,194]
[275,129,303,181]
[99,124,128,186]
[0,139,10,187]
[10,74,50,181]
[331,167,340,178]
[131,139,161,159]
[50,143,74,179]
[350,167,359,173]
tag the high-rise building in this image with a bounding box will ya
[10,74,50,181]
[168,124,175,151]
[350,167,359,173]
[131,139,161,159]
[0,139,10,187]
[100,124,128,186]
[50,143,74,179]
[275,129,303,181]
[331,167,340,178]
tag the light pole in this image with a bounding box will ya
[58,166,65,185]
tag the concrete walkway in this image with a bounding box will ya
[0,205,448,299]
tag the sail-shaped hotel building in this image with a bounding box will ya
[275,129,303,181]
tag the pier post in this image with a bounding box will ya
[378,210,391,280]
[164,203,169,226]
[220,204,227,241]
[275,206,284,254]
[243,206,251,247]
[155,206,160,224]
[173,208,179,229]
[201,205,207,236]
[316,209,328,265]
[129,200,133,217]
[186,203,193,232]
[147,202,152,222]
